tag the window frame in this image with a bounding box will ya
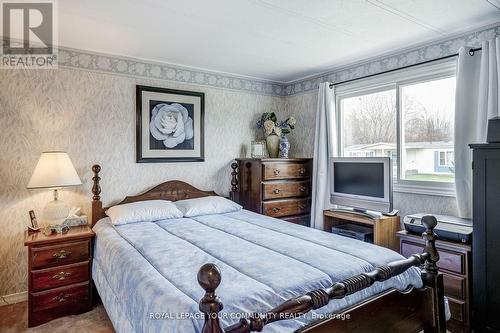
[438,150,454,168]
[335,59,457,197]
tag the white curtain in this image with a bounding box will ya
[455,37,500,218]
[311,82,337,229]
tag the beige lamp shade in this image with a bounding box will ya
[27,151,82,189]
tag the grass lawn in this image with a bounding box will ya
[405,173,454,182]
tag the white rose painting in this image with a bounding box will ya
[136,85,204,162]
[149,102,194,149]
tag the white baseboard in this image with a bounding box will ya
[0,291,28,306]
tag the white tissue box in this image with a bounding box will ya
[62,215,88,227]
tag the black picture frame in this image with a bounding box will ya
[29,210,39,229]
[136,85,205,163]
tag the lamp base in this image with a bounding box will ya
[43,198,70,222]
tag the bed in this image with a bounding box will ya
[90,164,447,333]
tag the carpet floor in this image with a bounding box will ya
[0,301,115,333]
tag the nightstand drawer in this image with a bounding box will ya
[262,181,309,200]
[31,240,90,269]
[31,281,90,312]
[448,297,466,323]
[263,163,310,180]
[443,273,466,300]
[32,261,90,292]
[400,240,465,274]
[263,198,310,218]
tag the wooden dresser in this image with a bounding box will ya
[231,158,312,226]
[24,226,95,327]
[396,231,472,333]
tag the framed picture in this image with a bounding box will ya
[28,210,39,230]
[251,141,266,158]
[136,85,205,162]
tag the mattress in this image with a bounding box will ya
[92,209,423,333]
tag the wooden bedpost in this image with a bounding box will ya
[229,162,239,203]
[91,164,103,227]
[420,215,446,333]
[198,264,224,333]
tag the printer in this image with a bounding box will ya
[403,213,472,244]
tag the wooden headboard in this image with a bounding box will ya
[90,164,218,226]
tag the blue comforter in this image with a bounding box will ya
[92,209,423,333]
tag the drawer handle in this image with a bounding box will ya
[52,271,72,281]
[299,204,306,209]
[299,186,306,192]
[52,249,72,259]
[51,293,72,303]
[273,169,280,176]
[272,207,281,213]
[273,188,281,194]
[298,167,306,175]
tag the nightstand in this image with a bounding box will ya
[396,231,472,333]
[24,225,95,327]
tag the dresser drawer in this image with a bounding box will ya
[281,214,311,226]
[448,297,466,323]
[31,281,90,313]
[32,261,90,292]
[263,163,310,180]
[400,240,465,274]
[262,181,309,200]
[263,198,310,218]
[31,240,90,269]
[443,273,466,300]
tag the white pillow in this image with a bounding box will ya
[175,196,242,217]
[105,200,183,225]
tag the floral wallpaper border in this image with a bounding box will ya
[10,22,499,98]
[283,23,500,95]
[56,48,286,96]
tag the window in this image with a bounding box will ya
[438,151,454,167]
[400,77,456,183]
[336,60,456,196]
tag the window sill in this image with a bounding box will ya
[393,183,456,197]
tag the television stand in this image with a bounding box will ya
[323,209,400,251]
[329,208,382,220]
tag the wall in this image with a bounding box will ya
[0,66,283,297]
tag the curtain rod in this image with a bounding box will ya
[329,47,482,88]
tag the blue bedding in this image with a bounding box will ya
[92,209,423,333]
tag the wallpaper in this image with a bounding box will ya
[57,48,285,96]
[0,68,283,296]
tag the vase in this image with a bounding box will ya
[279,134,290,158]
[266,131,280,158]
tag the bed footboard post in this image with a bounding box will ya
[198,264,225,333]
[91,164,103,227]
[421,215,446,333]
[229,162,239,203]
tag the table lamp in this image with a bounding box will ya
[27,151,82,222]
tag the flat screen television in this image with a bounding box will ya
[330,157,392,213]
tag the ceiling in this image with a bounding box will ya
[58,0,500,83]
